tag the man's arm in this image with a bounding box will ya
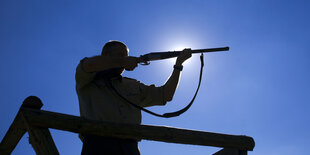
[82,55,140,73]
[82,50,191,102]
[163,50,192,102]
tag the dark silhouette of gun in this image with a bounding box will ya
[139,47,229,65]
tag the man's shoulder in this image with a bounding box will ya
[75,57,89,72]
[123,77,139,83]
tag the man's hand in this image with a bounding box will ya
[176,48,192,66]
[123,56,139,71]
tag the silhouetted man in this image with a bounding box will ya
[75,41,191,155]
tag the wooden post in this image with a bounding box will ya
[0,96,59,155]
[0,96,42,155]
[0,112,26,155]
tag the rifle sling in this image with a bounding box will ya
[106,53,204,118]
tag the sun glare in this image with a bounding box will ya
[171,45,190,51]
[167,44,196,67]
[156,34,206,75]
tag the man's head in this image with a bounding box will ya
[101,40,129,57]
[99,41,129,77]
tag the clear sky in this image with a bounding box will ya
[1,0,309,154]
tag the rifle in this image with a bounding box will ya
[110,46,229,118]
[139,46,229,65]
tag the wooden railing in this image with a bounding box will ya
[0,96,255,155]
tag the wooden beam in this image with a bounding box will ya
[0,96,43,155]
[21,108,255,151]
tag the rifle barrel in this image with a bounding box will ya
[140,46,229,62]
[189,47,229,53]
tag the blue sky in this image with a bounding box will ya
[1,0,309,154]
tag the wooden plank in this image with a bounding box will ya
[22,113,59,155]
[0,96,43,155]
[21,108,255,151]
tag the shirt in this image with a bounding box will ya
[75,58,166,124]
